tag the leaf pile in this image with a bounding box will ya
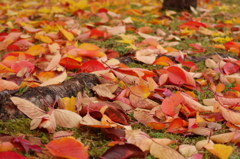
[1,0,240,158]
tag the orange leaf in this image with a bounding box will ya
[2,56,18,67]
[166,118,187,133]
[0,63,14,73]
[161,92,184,116]
[40,71,67,86]
[153,56,175,66]
[130,85,150,98]
[36,71,56,82]
[68,48,105,57]
[46,137,88,159]
[0,142,14,152]
[147,122,166,130]
[59,57,82,70]
[78,43,101,51]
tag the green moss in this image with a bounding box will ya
[0,118,32,135]
[128,62,163,70]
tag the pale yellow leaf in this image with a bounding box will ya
[150,142,185,159]
[219,104,240,125]
[179,144,197,158]
[45,53,61,71]
[137,32,162,41]
[0,79,19,91]
[31,114,56,133]
[53,109,82,128]
[10,97,46,119]
[106,26,126,35]
[210,132,235,143]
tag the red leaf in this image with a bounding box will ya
[11,60,35,73]
[231,85,240,91]
[59,57,82,70]
[153,56,175,66]
[46,137,88,159]
[13,136,41,153]
[98,8,108,13]
[0,151,27,159]
[179,21,206,30]
[223,63,240,75]
[224,41,240,50]
[100,143,145,159]
[7,45,20,51]
[80,102,129,125]
[78,60,106,73]
[181,61,198,69]
[72,9,84,15]
[101,128,126,141]
[166,118,187,133]
[90,29,105,38]
[189,43,205,52]
[166,66,187,86]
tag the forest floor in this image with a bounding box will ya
[1,0,240,158]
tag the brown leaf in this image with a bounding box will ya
[187,127,213,136]
[130,94,159,109]
[92,84,118,99]
[133,109,157,125]
[100,143,145,159]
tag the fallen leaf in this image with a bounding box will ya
[46,137,88,159]
[40,71,67,86]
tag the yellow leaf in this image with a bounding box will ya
[27,45,46,56]
[205,142,233,159]
[57,26,74,41]
[58,96,77,112]
[117,34,137,44]
[212,37,233,43]
[51,6,64,14]
[180,27,196,36]
[35,34,53,43]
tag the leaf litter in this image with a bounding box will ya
[1,0,240,158]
